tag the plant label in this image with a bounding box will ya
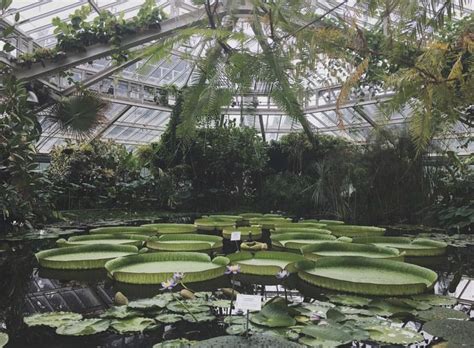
[230,231,241,241]
[235,294,262,311]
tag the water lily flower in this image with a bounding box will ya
[225,265,241,275]
[276,269,290,280]
[173,272,185,281]
[160,278,177,290]
[310,313,321,321]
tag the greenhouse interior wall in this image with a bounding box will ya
[0,0,472,347]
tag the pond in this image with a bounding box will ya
[0,218,472,347]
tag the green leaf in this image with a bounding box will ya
[423,319,474,345]
[110,317,156,333]
[367,325,424,345]
[250,297,296,328]
[183,313,215,323]
[56,319,110,336]
[326,294,371,308]
[24,312,83,328]
[128,297,171,310]
[155,313,183,324]
[416,307,469,321]
[100,306,141,319]
[0,333,8,348]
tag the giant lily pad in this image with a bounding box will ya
[36,244,139,270]
[274,222,328,231]
[271,233,337,251]
[105,252,229,284]
[301,242,403,260]
[250,297,296,327]
[140,223,197,235]
[240,213,264,219]
[207,215,243,222]
[146,234,223,252]
[56,319,110,336]
[249,217,292,229]
[222,226,262,240]
[318,219,345,225]
[352,236,447,256]
[194,218,235,231]
[296,256,437,296]
[57,234,149,248]
[24,312,83,328]
[227,251,305,275]
[110,317,156,333]
[89,226,157,235]
[325,225,386,237]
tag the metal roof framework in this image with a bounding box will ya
[1,0,472,153]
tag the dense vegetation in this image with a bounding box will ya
[39,127,472,232]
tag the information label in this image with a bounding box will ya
[235,294,262,311]
[230,231,241,241]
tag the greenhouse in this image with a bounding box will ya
[0,0,473,347]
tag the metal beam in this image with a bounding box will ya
[13,4,253,81]
[87,0,101,14]
[89,105,133,141]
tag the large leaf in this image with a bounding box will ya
[110,317,156,333]
[141,223,197,234]
[56,319,110,336]
[90,226,158,235]
[147,233,222,252]
[227,251,304,275]
[57,234,149,248]
[155,313,183,324]
[183,313,215,323]
[302,241,402,260]
[166,301,210,313]
[326,294,371,308]
[128,297,171,310]
[352,236,447,256]
[325,225,386,237]
[298,256,437,296]
[105,252,229,284]
[250,297,296,328]
[410,294,457,306]
[24,312,83,328]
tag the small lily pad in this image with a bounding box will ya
[298,336,341,347]
[326,294,371,307]
[368,325,424,345]
[416,307,469,321]
[410,294,457,306]
[166,301,210,313]
[0,333,8,348]
[24,312,83,328]
[155,313,183,324]
[423,319,474,346]
[224,316,247,325]
[128,297,170,310]
[110,317,156,333]
[210,299,232,308]
[226,324,247,335]
[183,313,215,323]
[153,338,194,347]
[101,306,141,319]
[250,297,296,328]
[56,319,110,336]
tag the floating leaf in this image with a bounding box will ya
[56,319,110,336]
[24,312,83,328]
[298,336,341,347]
[410,294,457,306]
[368,325,423,345]
[423,319,474,346]
[326,308,346,322]
[250,297,296,328]
[226,324,247,335]
[128,297,170,310]
[155,313,183,324]
[183,313,215,323]
[101,306,141,319]
[224,316,247,325]
[111,317,156,333]
[326,294,371,307]
[301,324,353,344]
[0,333,8,348]
[166,301,210,313]
[416,307,469,321]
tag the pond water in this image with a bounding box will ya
[0,223,472,347]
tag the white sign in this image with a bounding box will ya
[230,231,241,241]
[235,294,262,311]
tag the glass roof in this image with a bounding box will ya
[3,0,473,154]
